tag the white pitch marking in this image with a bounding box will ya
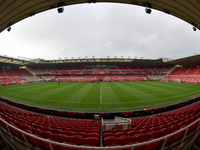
[100,82,102,104]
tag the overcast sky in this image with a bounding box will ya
[0,3,199,60]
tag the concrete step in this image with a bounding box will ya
[0,135,7,150]
[192,144,200,150]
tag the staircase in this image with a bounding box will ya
[24,66,35,76]
[166,65,177,75]
[191,135,200,150]
[0,134,8,150]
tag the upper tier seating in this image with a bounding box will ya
[0,70,7,77]
[0,67,39,84]
[161,65,200,83]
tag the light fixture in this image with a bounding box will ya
[57,2,65,13]
[145,3,152,14]
[88,0,96,3]
[192,23,197,31]
[7,27,11,32]
[7,23,12,32]
[57,7,64,13]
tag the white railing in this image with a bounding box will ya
[0,117,200,150]
[102,116,131,130]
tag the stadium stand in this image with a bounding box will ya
[161,65,200,83]
[1,63,200,84]
[0,98,200,150]
[0,62,200,150]
[0,67,42,85]
[0,60,200,150]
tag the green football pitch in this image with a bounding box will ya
[0,81,200,112]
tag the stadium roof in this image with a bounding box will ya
[0,0,200,33]
[0,54,200,67]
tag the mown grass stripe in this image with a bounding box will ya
[116,82,155,101]
[0,81,199,112]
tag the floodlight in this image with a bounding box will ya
[88,0,96,3]
[145,3,152,14]
[145,8,152,14]
[57,2,65,13]
[7,27,11,32]
[7,23,12,32]
[193,26,197,31]
[192,23,197,31]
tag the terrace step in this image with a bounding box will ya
[191,136,200,150]
[0,135,8,150]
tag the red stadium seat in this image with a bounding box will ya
[103,130,113,134]
[116,132,127,138]
[103,133,115,139]
[64,131,74,136]
[35,124,43,131]
[52,129,63,134]
[79,129,90,134]
[57,142,76,150]
[160,128,170,137]
[104,136,119,146]
[171,129,185,142]
[134,133,148,143]
[75,132,87,138]
[42,138,58,150]
[16,122,24,130]
[88,133,99,139]
[0,118,7,129]
[139,129,149,134]
[68,135,84,145]
[150,126,159,131]
[23,129,33,142]
[147,130,160,139]
[29,134,43,149]
[23,125,32,131]
[124,128,133,133]
[84,137,99,146]
[42,131,55,139]
[128,130,139,136]
[126,142,143,150]
[170,125,179,133]
[119,136,134,145]
[70,128,79,132]
[113,129,124,134]
[43,127,53,132]
[159,124,168,129]
[32,128,43,137]
[90,129,100,134]
[143,138,160,150]
[91,127,100,131]
[54,134,68,143]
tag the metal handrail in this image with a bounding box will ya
[0,117,200,150]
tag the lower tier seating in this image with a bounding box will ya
[0,101,200,150]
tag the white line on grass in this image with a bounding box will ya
[100,82,102,104]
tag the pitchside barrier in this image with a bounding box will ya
[0,117,200,150]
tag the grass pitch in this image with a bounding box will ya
[0,81,199,112]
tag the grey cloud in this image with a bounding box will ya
[0,3,199,60]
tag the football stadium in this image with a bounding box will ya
[0,1,200,150]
